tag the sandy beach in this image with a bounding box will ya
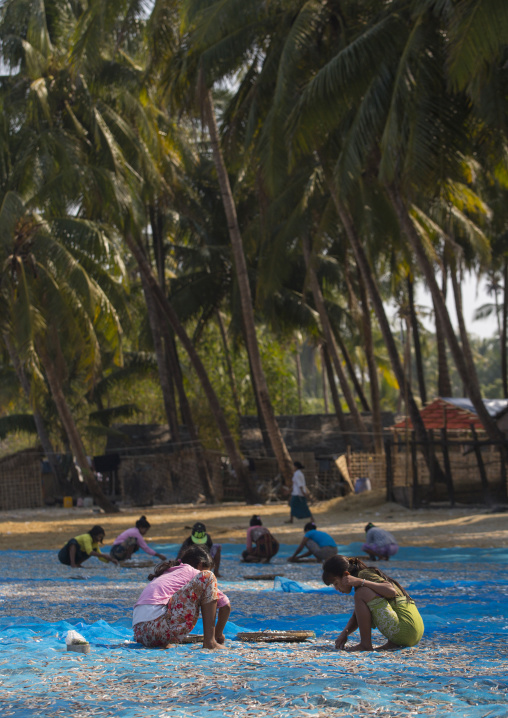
[1,489,507,550]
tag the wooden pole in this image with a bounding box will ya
[411,431,419,508]
[470,425,491,505]
[385,437,393,502]
[440,428,455,507]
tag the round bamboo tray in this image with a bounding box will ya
[242,573,285,581]
[119,559,156,568]
[181,634,204,644]
[236,630,315,643]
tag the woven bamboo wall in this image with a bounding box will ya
[347,452,386,491]
[0,450,43,510]
[391,443,506,503]
[392,445,502,486]
[119,449,223,505]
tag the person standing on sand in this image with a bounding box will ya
[362,523,399,561]
[322,555,424,652]
[285,461,313,524]
[132,545,230,651]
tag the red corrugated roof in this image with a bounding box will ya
[392,398,484,432]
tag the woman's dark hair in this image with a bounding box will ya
[293,461,304,470]
[304,521,316,532]
[136,515,151,530]
[89,525,105,541]
[322,555,412,600]
[364,522,375,533]
[250,515,262,527]
[147,545,213,581]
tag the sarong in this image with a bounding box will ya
[367,595,424,647]
[58,539,89,566]
[133,570,217,647]
[290,495,311,519]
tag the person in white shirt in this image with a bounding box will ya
[285,461,313,524]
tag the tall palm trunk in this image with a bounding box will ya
[165,333,217,503]
[434,267,452,397]
[145,210,215,500]
[38,340,118,513]
[320,346,329,413]
[202,89,294,484]
[4,333,64,484]
[124,230,259,503]
[141,272,180,441]
[389,187,505,443]
[356,273,384,453]
[216,310,242,422]
[302,235,370,448]
[407,275,427,406]
[321,342,348,433]
[295,345,303,414]
[334,331,371,412]
[342,265,371,412]
[321,165,441,474]
[503,259,508,398]
[245,336,275,457]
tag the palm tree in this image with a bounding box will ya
[0,195,123,512]
[281,0,506,444]
[154,2,295,484]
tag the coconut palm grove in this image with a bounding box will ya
[1,2,508,717]
[2,0,508,509]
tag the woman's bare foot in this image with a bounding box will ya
[202,639,227,650]
[344,642,373,652]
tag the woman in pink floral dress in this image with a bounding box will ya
[132,546,230,650]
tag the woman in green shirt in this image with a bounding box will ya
[58,525,119,568]
[322,555,424,652]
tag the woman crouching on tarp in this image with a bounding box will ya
[242,515,279,563]
[322,555,424,652]
[132,545,230,651]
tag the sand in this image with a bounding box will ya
[1,489,507,550]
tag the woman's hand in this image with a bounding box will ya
[343,575,362,589]
[109,556,119,566]
[335,630,348,650]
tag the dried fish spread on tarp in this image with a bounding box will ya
[0,544,507,717]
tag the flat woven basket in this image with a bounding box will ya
[242,574,284,581]
[182,630,315,644]
[236,630,315,643]
[119,559,155,568]
[182,634,204,644]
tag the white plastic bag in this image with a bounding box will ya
[65,630,88,646]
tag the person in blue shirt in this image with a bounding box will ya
[288,522,338,563]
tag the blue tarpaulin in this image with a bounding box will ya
[0,543,507,717]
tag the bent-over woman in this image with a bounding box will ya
[242,515,279,563]
[58,525,119,568]
[111,516,166,562]
[132,545,230,651]
[288,522,337,563]
[322,555,424,651]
